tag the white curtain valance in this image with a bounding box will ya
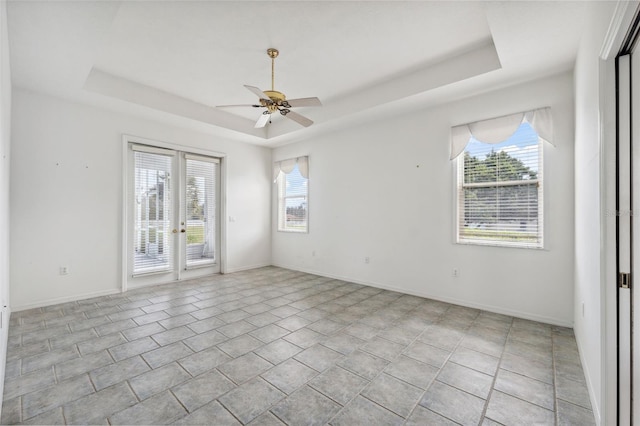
[450,107,553,160]
[273,156,309,182]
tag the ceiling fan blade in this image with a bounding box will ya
[284,97,322,108]
[244,85,272,101]
[283,110,313,127]
[216,104,261,108]
[254,113,271,128]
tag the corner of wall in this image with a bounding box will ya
[0,0,12,413]
[572,2,631,424]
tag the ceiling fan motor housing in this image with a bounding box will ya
[262,90,287,112]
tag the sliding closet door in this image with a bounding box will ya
[618,51,638,426]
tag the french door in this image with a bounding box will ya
[125,143,221,288]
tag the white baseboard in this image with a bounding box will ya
[272,262,573,327]
[0,305,9,421]
[18,264,271,306]
[12,263,574,327]
[574,331,602,425]
[125,264,273,290]
[12,289,122,312]
[224,263,272,274]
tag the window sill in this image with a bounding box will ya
[456,239,544,250]
[278,229,308,234]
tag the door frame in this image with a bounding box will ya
[595,3,640,424]
[616,52,634,426]
[121,134,228,292]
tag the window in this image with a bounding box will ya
[457,122,543,248]
[133,148,174,273]
[274,156,309,232]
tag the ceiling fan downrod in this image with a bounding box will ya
[263,48,286,113]
[267,48,278,92]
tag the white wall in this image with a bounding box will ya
[0,0,11,414]
[573,2,618,424]
[10,89,272,310]
[273,72,575,326]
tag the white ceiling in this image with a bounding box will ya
[7,1,613,147]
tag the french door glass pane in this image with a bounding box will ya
[185,158,217,268]
[133,151,173,273]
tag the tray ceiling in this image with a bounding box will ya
[7,1,608,146]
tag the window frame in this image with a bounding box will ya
[276,160,309,234]
[455,134,545,250]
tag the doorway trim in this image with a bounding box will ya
[603,3,640,425]
[121,134,228,293]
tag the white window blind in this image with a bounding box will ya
[457,122,543,248]
[275,156,308,232]
[184,155,218,268]
[133,149,174,273]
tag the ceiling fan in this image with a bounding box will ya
[217,48,322,128]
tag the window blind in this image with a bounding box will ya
[458,122,543,248]
[185,156,218,268]
[133,150,174,273]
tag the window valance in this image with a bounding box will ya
[450,107,553,160]
[273,156,309,182]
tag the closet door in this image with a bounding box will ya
[617,51,635,426]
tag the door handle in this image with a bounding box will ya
[172,229,178,234]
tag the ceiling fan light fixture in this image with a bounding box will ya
[217,47,321,128]
[261,89,286,113]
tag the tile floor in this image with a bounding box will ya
[1,267,594,425]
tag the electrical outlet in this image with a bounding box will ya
[364,257,370,264]
[452,268,459,278]
[59,266,69,275]
[312,250,316,257]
